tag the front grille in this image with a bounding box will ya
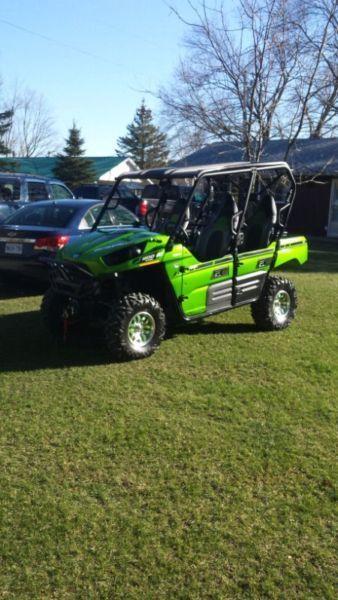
[52,261,92,282]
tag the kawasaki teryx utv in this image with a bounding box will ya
[41,162,308,359]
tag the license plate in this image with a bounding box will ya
[5,243,23,255]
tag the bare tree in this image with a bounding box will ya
[163,119,209,159]
[296,0,338,141]
[4,86,59,157]
[159,0,337,161]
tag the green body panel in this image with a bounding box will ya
[274,236,308,268]
[57,229,308,319]
[237,243,276,276]
[60,228,170,276]
[177,248,233,316]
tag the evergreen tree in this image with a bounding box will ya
[116,101,169,169]
[53,123,95,189]
[0,109,17,171]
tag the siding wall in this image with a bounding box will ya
[287,178,332,237]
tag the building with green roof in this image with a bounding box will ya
[0,156,138,182]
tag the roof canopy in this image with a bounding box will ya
[120,161,291,180]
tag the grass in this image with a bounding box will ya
[0,240,337,599]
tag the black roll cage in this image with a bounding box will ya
[91,162,296,250]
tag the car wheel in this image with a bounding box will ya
[251,276,297,330]
[104,292,166,360]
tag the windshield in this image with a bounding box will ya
[96,178,194,234]
[4,203,78,227]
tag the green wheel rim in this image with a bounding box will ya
[127,311,156,350]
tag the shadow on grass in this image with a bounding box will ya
[0,279,47,300]
[0,308,257,373]
[0,310,113,373]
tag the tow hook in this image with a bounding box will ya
[62,299,80,341]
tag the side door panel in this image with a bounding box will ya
[180,252,234,317]
[234,244,276,305]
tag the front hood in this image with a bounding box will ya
[59,226,166,262]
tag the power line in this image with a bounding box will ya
[0,18,123,67]
[94,19,162,49]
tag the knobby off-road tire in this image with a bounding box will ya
[104,292,166,360]
[251,276,297,331]
[40,289,71,338]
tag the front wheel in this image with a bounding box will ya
[104,292,166,360]
[41,289,80,338]
[251,276,297,331]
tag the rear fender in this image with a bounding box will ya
[273,236,308,269]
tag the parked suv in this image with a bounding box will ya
[0,172,74,204]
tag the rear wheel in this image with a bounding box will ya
[251,276,297,330]
[104,292,166,360]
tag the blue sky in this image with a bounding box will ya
[0,0,209,155]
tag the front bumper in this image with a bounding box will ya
[48,260,100,298]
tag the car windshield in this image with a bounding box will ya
[4,204,78,227]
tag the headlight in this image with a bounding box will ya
[102,243,146,266]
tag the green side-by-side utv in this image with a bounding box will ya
[41,161,308,359]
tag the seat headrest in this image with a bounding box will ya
[162,184,180,201]
[212,191,238,214]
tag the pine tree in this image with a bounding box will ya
[116,101,169,169]
[53,123,95,189]
[0,109,17,171]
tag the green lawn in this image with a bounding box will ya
[0,240,337,599]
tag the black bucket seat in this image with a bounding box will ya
[193,192,238,261]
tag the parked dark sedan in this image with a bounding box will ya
[0,199,139,282]
[0,202,20,224]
